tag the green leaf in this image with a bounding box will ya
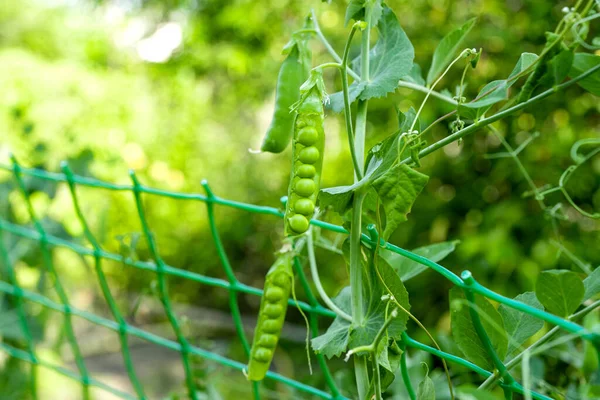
[498,292,544,359]
[353,5,414,100]
[380,240,459,282]
[583,267,600,301]
[539,49,574,86]
[311,287,352,358]
[450,287,508,370]
[535,269,584,317]
[327,80,367,113]
[458,52,537,119]
[312,259,411,358]
[344,0,383,27]
[569,53,600,96]
[376,259,411,320]
[426,18,477,85]
[351,258,411,348]
[371,164,429,239]
[398,107,420,133]
[508,52,539,79]
[416,366,435,400]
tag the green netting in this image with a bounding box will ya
[0,157,598,400]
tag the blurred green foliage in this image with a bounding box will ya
[0,0,598,398]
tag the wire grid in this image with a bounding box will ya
[0,157,598,400]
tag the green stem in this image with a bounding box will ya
[351,190,368,399]
[397,80,458,105]
[351,4,373,398]
[311,9,361,81]
[403,63,600,164]
[307,229,353,321]
[341,24,364,181]
[400,348,416,400]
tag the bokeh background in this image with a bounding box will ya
[0,0,598,398]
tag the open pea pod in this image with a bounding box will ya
[283,78,325,236]
[246,252,293,381]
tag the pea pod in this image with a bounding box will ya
[246,252,293,381]
[260,18,313,153]
[284,85,325,236]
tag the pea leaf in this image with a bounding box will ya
[355,6,414,100]
[538,49,574,87]
[311,287,352,358]
[371,164,429,240]
[535,270,584,317]
[583,267,600,301]
[498,292,544,359]
[344,0,383,27]
[458,52,538,119]
[328,6,414,111]
[569,53,600,96]
[380,240,459,282]
[450,287,508,370]
[416,367,435,400]
[312,259,411,358]
[351,259,411,348]
[327,80,367,113]
[398,107,420,133]
[426,18,477,85]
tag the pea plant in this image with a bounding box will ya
[250,1,600,399]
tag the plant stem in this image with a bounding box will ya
[397,80,458,105]
[307,229,353,322]
[342,24,364,181]
[350,4,373,399]
[351,190,368,399]
[402,63,600,165]
[311,9,361,81]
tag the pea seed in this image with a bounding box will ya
[296,164,316,179]
[298,147,320,164]
[298,128,318,146]
[272,272,289,287]
[295,179,315,197]
[261,319,281,333]
[294,198,314,215]
[253,348,273,363]
[289,214,309,233]
[264,304,284,318]
[258,334,278,348]
[265,287,284,302]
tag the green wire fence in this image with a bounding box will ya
[0,156,598,400]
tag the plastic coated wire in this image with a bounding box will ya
[0,160,597,400]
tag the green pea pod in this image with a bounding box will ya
[246,252,293,381]
[260,19,313,153]
[284,84,325,236]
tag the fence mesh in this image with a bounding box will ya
[0,157,598,400]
